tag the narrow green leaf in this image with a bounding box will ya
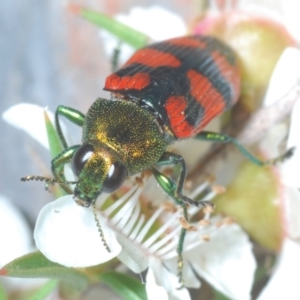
[44,111,62,159]
[99,271,147,300]
[213,289,232,300]
[27,279,58,300]
[0,251,88,292]
[44,111,67,198]
[0,283,8,300]
[69,4,149,49]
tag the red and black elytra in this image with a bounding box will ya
[104,35,240,139]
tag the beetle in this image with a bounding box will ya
[22,35,293,284]
[52,35,241,206]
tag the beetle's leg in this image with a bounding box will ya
[51,145,80,194]
[156,152,212,206]
[195,131,295,165]
[55,106,85,150]
[153,152,214,286]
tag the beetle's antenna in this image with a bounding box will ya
[21,175,78,185]
[92,203,111,252]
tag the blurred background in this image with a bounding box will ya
[2,1,299,299]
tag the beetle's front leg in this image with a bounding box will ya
[55,105,85,150]
[51,145,80,194]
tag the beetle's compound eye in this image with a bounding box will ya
[102,161,127,193]
[71,144,94,176]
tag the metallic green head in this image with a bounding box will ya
[71,144,128,207]
[71,98,168,207]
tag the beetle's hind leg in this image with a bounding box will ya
[195,131,295,166]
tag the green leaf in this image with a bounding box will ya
[0,251,88,292]
[27,279,58,300]
[213,289,232,300]
[44,111,62,159]
[99,271,147,300]
[69,4,149,49]
[44,111,67,198]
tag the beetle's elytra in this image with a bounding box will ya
[105,35,240,139]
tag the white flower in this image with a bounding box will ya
[99,5,187,65]
[255,46,300,298]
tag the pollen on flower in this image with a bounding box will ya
[212,184,226,195]
[135,176,144,188]
[160,201,177,212]
[200,234,210,242]
[216,217,236,227]
[222,217,236,225]
[161,167,175,178]
[179,216,198,231]
[142,169,152,179]
[203,204,215,214]
[198,219,211,226]
[183,179,193,190]
[206,174,216,183]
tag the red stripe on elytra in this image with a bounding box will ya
[164,95,194,138]
[104,72,151,91]
[187,69,226,131]
[166,37,207,49]
[210,51,240,106]
[123,48,181,68]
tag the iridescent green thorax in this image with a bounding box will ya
[82,98,169,175]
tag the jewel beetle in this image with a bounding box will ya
[22,35,293,284]
[54,35,241,207]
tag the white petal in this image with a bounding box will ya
[282,100,300,187]
[263,48,300,106]
[187,222,256,300]
[118,6,186,42]
[257,238,300,300]
[148,259,191,300]
[100,5,186,65]
[146,268,169,300]
[0,195,32,267]
[116,234,149,273]
[282,186,300,239]
[282,0,300,41]
[34,196,121,267]
[0,195,38,290]
[2,103,53,149]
